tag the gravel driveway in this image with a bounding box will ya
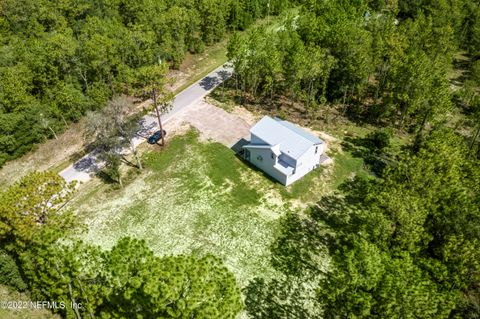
[177,101,252,147]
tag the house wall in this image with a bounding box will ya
[251,134,266,145]
[248,147,287,185]
[285,143,324,186]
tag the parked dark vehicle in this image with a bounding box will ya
[147,130,167,144]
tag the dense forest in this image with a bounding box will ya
[225,0,480,318]
[1,0,480,318]
[0,0,289,166]
[244,128,480,318]
[228,0,480,148]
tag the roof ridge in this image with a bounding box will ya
[272,117,319,145]
[250,116,320,159]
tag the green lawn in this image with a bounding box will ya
[71,129,366,288]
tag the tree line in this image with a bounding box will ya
[0,0,294,167]
[228,0,480,145]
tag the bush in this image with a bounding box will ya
[365,128,393,151]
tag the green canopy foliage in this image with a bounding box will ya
[0,171,76,249]
[22,237,243,318]
[227,0,476,131]
[245,127,480,318]
[0,171,242,318]
[0,0,291,167]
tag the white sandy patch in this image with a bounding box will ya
[77,168,283,287]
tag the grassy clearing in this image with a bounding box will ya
[73,130,284,287]
[71,129,366,289]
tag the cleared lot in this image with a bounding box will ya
[73,130,286,286]
[71,126,365,287]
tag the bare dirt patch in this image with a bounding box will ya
[230,105,261,125]
[0,120,86,190]
[175,100,252,147]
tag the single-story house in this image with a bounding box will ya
[242,116,326,186]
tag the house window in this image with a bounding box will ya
[271,152,274,159]
[257,155,263,161]
[315,146,318,154]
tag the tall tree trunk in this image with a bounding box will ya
[413,112,430,149]
[242,78,246,105]
[342,86,348,116]
[118,175,123,188]
[375,63,389,105]
[54,263,82,319]
[308,79,314,110]
[67,280,82,319]
[76,279,95,319]
[468,124,480,157]
[419,110,430,133]
[252,72,259,97]
[235,73,238,96]
[152,89,165,146]
[79,69,88,90]
[221,80,225,101]
[61,114,68,126]
[130,140,142,170]
[48,126,58,139]
[399,104,409,129]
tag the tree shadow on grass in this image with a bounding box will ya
[243,202,341,318]
[120,156,140,169]
[341,134,395,176]
[244,276,323,319]
[244,178,376,318]
[270,211,332,277]
[243,209,334,318]
[96,171,117,185]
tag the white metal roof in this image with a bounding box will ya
[249,116,323,159]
